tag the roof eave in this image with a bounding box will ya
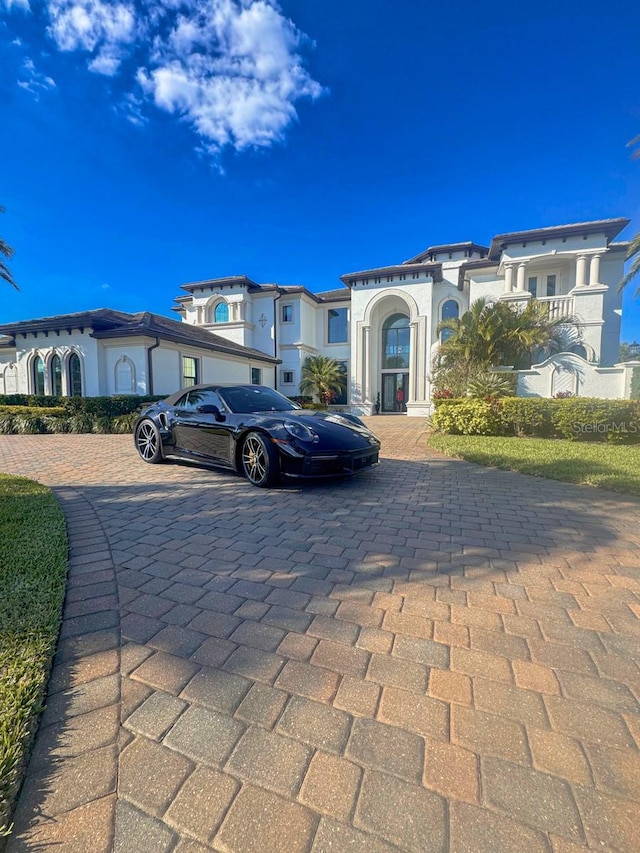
[92,326,279,363]
[488,218,631,261]
[340,262,442,286]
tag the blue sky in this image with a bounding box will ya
[1,0,640,343]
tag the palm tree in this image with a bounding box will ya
[299,356,346,405]
[437,297,582,370]
[0,206,18,290]
[620,135,639,297]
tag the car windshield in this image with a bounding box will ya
[218,386,298,414]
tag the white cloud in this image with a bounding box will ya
[4,0,31,12]
[115,91,147,126]
[29,0,324,156]
[139,0,324,153]
[17,56,56,96]
[47,0,136,73]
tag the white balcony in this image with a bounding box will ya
[537,295,575,320]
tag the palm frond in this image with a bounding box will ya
[0,205,18,289]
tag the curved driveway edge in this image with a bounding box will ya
[7,488,120,852]
[1,421,640,852]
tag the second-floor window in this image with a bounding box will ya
[528,273,557,298]
[282,304,293,323]
[327,307,348,343]
[282,370,294,384]
[214,302,229,323]
[440,299,459,342]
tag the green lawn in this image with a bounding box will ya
[428,434,640,496]
[0,475,67,839]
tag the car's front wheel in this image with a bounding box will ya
[135,419,164,464]
[241,432,279,487]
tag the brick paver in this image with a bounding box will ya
[3,416,640,851]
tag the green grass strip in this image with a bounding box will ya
[0,475,67,838]
[429,435,640,497]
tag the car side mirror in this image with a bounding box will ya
[197,404,224,420]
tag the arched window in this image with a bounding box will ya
[115,357,135,394]
[33,355,45,395]
[214,302,229,323]
[382,313,410,370]
[68,353,82,397]
[51,354,63,397]
[440,300,459,342]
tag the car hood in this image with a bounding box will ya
[281,410,379,447]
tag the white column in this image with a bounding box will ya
[589,254,601,286]
[363,326,371,403]
[504,264,514,293]
[576,255,587,287]
[516,263,527,291]
[197,306,203,324]
[409,322,417,403]
[43,358,52,396]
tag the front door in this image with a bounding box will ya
[381,373,408,413]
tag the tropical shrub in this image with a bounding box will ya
[466,371,517,399]
[430,399,505,436]
[499,398,556,438]
[12,415,46,435]
[437,297,582,370]
[0,396,163,434]
[432,397,640,443]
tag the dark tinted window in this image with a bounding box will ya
[68,353,82,397]
[174,389,224,410]
[174,392,193,410]
[382,313,410,369]
[219,386,296,413]
[328,308,348,343]
[188,389,224,409]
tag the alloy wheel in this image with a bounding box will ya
[136,421,159,461]
[242,434,268,484]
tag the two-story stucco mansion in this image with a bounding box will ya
[1,217,638,415]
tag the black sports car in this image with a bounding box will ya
[134,384,380,488]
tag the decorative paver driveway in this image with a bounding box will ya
[2,417,640,852]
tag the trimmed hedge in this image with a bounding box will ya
[430,397,640,443]
[0,396,163,435]
[0,394,164,416]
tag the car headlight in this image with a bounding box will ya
[284,421,317,443]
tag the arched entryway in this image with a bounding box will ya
[381,313,409,412]
[356,289,430,415]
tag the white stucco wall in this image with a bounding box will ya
[6,329,101,396]
[515,353,636,399]
[103,344,148,395]
[251,293,277,357]
[467,274,503,304]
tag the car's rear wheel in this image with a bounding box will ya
[241,432,279,487]
[135,419,164,464]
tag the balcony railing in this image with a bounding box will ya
[537,295,575,320]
